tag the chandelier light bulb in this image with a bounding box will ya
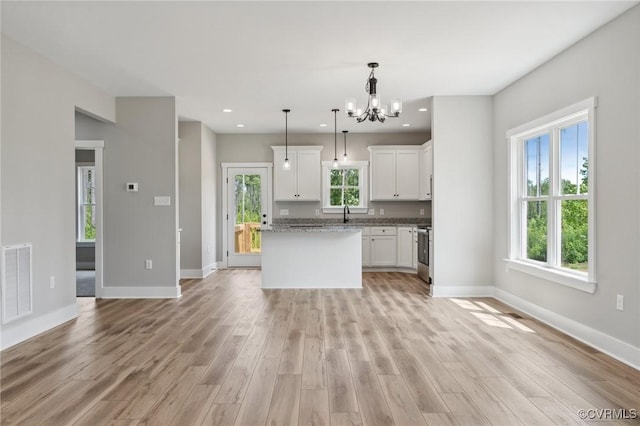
[345,62,401,123]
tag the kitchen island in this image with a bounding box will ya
[261,226,362,288]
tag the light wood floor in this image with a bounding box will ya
[1,270,638,425]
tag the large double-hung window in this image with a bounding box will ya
[507,98,596,293]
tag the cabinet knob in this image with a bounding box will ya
[262,214,267,218]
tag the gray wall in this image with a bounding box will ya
[75,98,179,291]
[201,125,217,270]
[1,35,115,349]
[493,5,640,347]
[215,132,431,261]
[432,96,494,290]
[178,122,203,271]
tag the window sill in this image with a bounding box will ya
[322,207,368,214]
[504,259,596,294]
[76,241,95,248]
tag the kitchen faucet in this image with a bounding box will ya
[343,205,350,224]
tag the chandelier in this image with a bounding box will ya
[345,62,402,123]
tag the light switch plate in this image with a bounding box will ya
[280,209,289,216]
[154,196,171,206]
[368,209,375,216]
[379,209,385,216]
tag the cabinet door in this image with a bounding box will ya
[370,235,396,266]
[362,236,370,267]
[273,149,297,201]
[412,228,418,269]
[396,227,414,268]
[370,150,397,200]
[296,150,321,200]
[395,150,420,199]
[424,144,433,200]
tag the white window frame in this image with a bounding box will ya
[321,161,369,213]
[505,97,597,293]
[77,164,96,243]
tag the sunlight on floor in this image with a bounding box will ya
[450,298,535,333]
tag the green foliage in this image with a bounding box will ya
[525,158,588,270]
[330,169,360,206]
[234,174,262,223]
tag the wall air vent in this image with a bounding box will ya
[1,244,33,324]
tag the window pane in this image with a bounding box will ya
[345,169,359,186]
[330,170,343,186]
[560,121,588,195]
[330,188,343,206]
[233,174,262,254]
[82,205,96,241]
[526,200,547,262]
[561,200,588,272]
[525,135,549,196]
[344,188,359,206]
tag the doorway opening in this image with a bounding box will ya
[222,163,273,268]
[75,140,104,298]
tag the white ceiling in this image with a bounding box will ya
[2,1,636,134]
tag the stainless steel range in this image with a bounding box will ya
[417,226,430,283]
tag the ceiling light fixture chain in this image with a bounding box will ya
[345,62,402,124]
[282,108,291,170]
[332,108,339,169]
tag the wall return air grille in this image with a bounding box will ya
[1,244,33,324]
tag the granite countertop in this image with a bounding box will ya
[272,218,430,228]
[261,225,362,233]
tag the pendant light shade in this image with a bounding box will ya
[332,109,339,169]
[342,130,348,162]
[282,109,291,170]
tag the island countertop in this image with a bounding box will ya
[261,225,362,233]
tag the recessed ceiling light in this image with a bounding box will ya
[418,108,428,112]
[222,108,233,113]
[236,124,245,128]
[320,124,328,127]
[402,123,411,127]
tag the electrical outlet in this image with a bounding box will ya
[280,209,289,216]
[616,294,624,311]
[419,208,425,216]
[315,209,320,216]
[368,209,375,216]
[145,259,153,270]
[379,209,385,216]
[49,276,55,289]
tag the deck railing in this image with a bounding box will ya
[234,222,261,253]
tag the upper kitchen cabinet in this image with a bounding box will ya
[272,146,323,201]
[419,140,433,200]
[368,146,421,200]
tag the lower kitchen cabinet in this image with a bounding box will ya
[396,226,414,268]
[362,227,371,267]
[370,227,397,266]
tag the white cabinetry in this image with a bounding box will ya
[369,146,420,200]
[419,140,433,200]
[272,146,322,201]
[361,227,371,267]
[396,226,414,268]
[370,227,397,266]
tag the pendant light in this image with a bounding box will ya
[332,108,339,169]
[342,130,349,162]
[282,109,291,170]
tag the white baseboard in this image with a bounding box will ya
[181,264,218,279]
[363,267,417,274]
[1,303,79,350]
[494,288,640,370]
[430,284,495,297]
[100,285,181,299]
[181,269,203,279]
